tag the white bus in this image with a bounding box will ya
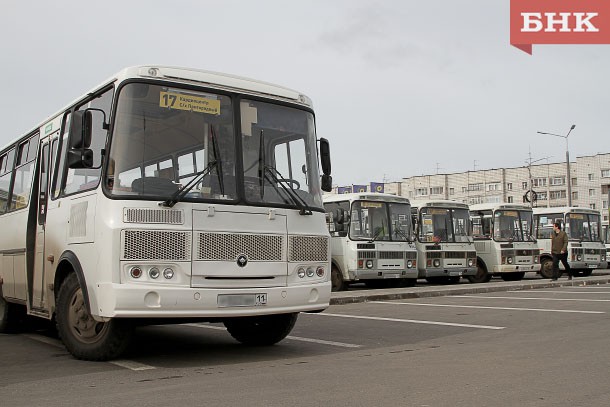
[534,207,606,278]
[469,203,540,282]
[603,221,610,258]
[0,66,333,360]
[410,200,477,283]
[323,193,417,291]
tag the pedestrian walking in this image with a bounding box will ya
[551,222,572,280]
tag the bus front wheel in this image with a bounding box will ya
[540,258,553,279]
[56,273,133,361]
[331,267,346,292]
[224,313,298,346]
[467,263,491,284]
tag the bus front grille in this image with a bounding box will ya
[288,236,329,262]
[122,230,191,260]
[124,208,184,224]
[196,233,284,261]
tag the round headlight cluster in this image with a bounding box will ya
[507,257,514,265]
[468,259,475,267]
[433,259,441,268]
[601,255,606,262]
[407,260,413,268]
[534,256,539,263]
[366,260,374,269]
[576,254,583,261]
[297,266,325,278]
[129,266,175,280]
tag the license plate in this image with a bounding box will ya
[449,271,462,276]
[218,293,267,307]
[384,274,400,279]
[588,264,598,269]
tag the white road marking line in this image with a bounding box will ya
[309,312,505,330]
[23,333,156,371]
[183,323,362,348]
[372,301,604,314]
[450,295,610,302]
[110,360,156,371]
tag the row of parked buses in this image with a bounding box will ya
[323,193,608,291]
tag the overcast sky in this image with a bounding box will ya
[1,1,608,186]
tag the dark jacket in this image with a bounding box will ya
[551,230,569,254]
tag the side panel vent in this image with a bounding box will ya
[289,236,329,262]
[124,208,184,224]
[122,230,191,260]
[69,202,88,238]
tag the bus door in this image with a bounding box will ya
[32,141,50,309]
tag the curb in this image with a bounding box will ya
[330,275,610,305]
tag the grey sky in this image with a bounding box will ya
[1,1,608,186]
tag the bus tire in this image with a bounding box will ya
[56,273,133,361]
[540,258,553,279]
[331,266,346,292]
[467,263,491,284]
[224,313,298,346]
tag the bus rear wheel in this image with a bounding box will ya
[540,258,553,279]
[56,273,133,361]
[224,313,298,346]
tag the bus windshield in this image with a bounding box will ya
[493,210,534,242]
[418,207,471,243]
[349,201,413,241]
[106,83,322,210]
[565,213,601,242]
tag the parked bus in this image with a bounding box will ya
[0,66,333,360]
[603,221,609,258]
[410,200,477,283]
[469,203,540,282]
[534,207,606,278]
[323,193,417,291]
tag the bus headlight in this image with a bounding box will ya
[366,260,374,269]
[407,260,413,268]
[163,267,175,279]
[306,267,315,277]
[507,257,513,265]
[149,267,160,279]
[468,259,475,267]
[297,267,306,278]
[316,266,325,277]
[534,256,539,263]
[130,266,143,279]
[576,254,583,261]
[601,255,606,262]
[433,259,441,268]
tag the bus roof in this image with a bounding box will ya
[469,203,532,212]
[532,206,602,216]
[4,65,312,150]
[409,199,469,210]
[323,192,409,204]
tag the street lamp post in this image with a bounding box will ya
[537,124,575,206]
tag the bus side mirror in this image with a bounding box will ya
[321,174,332,192]
[319,138,331,176]
[67,110,94,169]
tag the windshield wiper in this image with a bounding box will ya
[161,160,217,208]
[368,227,385,243]
[263,166,312,215]
[393,224,413,242]
[161,125,224,208]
